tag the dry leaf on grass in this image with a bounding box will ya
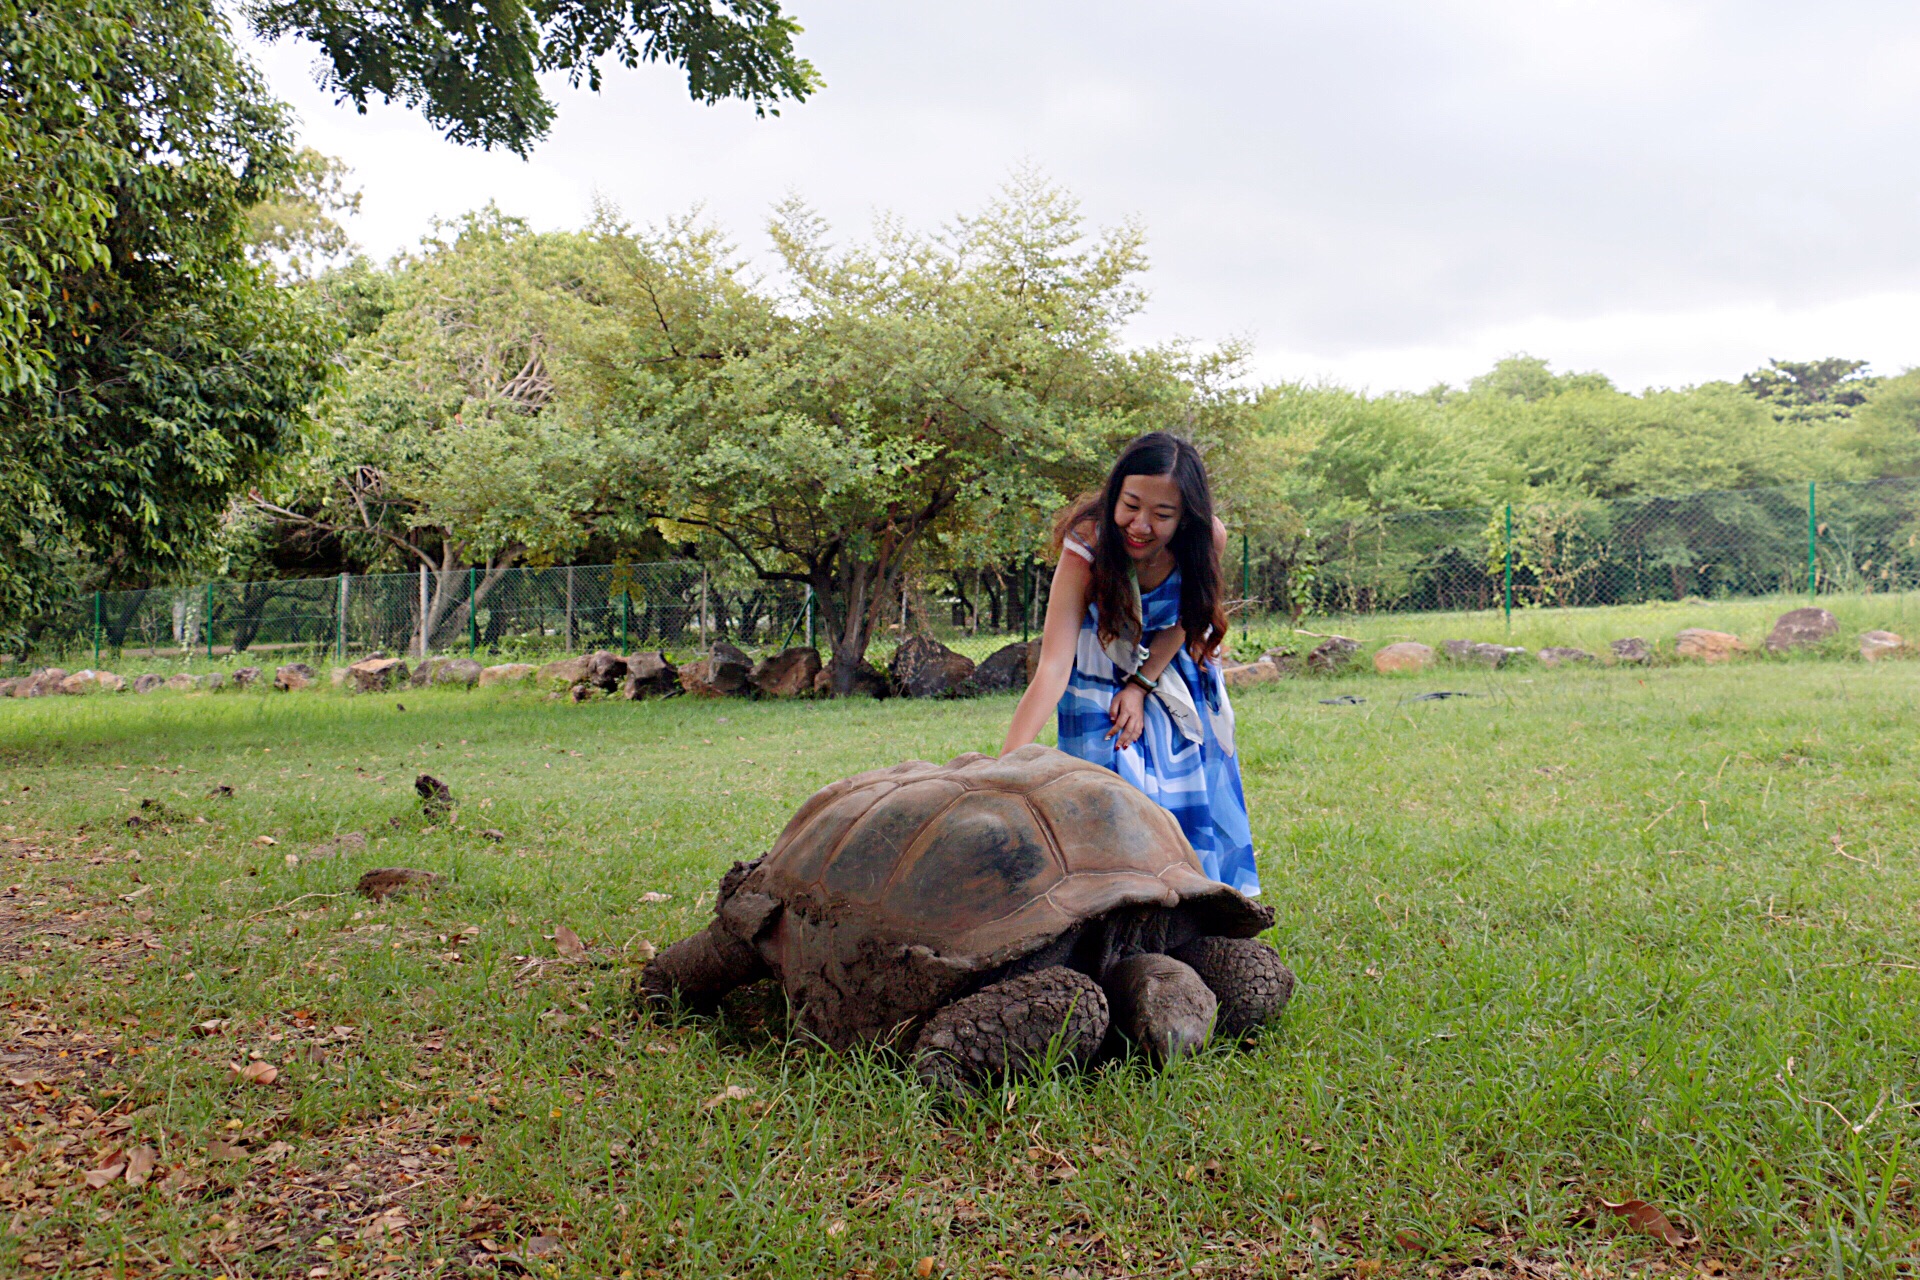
[1393,1230,1429,1253]
[124,1146,157,1187]
[915,1259,938,1278]
[552,925,589,962]
[639,891,672,903]
[1601,1198,1693,1247]
[825,1218,847,1237]
[207,1139,248,1161]
[254,835,278,846]
[704,1084,756,1110]
[85,1158,126,1189]
[231,1060,279,1086]
[525,1236,562,1258]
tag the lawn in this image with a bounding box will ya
[1,661,1917,1277]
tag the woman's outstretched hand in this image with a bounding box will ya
[1107,683,1147,750]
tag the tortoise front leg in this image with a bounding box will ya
[1103,953,1217,1065]
[912,967,1109,1095]
[1170,936,1294,1041]
[638,924,767,1014]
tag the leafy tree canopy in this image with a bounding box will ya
[1740,357,1877,423]
[0,0,334,641]
[246,0,822,155]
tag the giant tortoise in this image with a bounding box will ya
[640,744,1294,1090]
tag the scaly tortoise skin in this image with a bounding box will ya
[642,744,1294,1087]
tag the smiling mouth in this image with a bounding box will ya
[1125,534,1155,549]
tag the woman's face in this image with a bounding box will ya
[1112,472,1183,564]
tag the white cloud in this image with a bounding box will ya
[242,0,1920,392]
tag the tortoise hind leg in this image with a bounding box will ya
[1169,936,1294,1041]
[639,924,768,1014]
[912,967,1109,1095]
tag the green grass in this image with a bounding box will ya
[1232,590,1920,663]
[2,665,1918,1276]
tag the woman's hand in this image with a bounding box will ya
[1107,683,1147,750]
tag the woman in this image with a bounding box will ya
[1002,432,1258,895]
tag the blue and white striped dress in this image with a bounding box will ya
[1054,543,1260,896]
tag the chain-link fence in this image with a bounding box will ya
[19,560,1056,670]
[1239,476,1920,620]
[24,563,825,669]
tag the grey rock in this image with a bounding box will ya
[751,647,821,697]
[1222,660,1282,688]
[343,657,407,693]
[812,659,891,698]
[1610,637,1652,664]
[889,635,977,698]
[231,666,262,688]
[1445,641,1526,668]
[1536,646,1595,667]
[132,673,164,694]
[478,662,537,687]
[968,642,1035,694]
[680,643,754,697]
[273,663,316,691]
[411,656,483,687]
[1306,636,1359,673]
[583,650,628,691]
[1765,607,1839,653]
[1860,629,1904,661]
[620,652,679,699]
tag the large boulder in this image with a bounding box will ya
[16,668,68,697]
[968,642,1034,694]
[889,635,977,698]
[1306,636,1359,673]
[536,655,591,689]
[1765,607,1838,653]
[621,652,679,699]
[680,643,754,697]
[132,673,164,694]
[1372,642,1432,674]
[231,666,262,688]
[58,669,123,694]
[0,679,16,698]
[752,647,822,697]
[344,656,409,692]
[1675,629,1744,662]
[812,659,892,699]
[584,650,629,691]
[1536,646,1595,667]
[1443,640,1526,668]
[273,663,316,692]
[478,662,538,687]
[165,673,199,691]
[1221,659,1282,688]
[1860,630,1904,662]
[1610,637,1652,664]
[411,656,483,687]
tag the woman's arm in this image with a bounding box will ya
[1001,551,1092,755]
[1105,624,1186,749]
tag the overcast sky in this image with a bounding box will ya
[245,0,1920,394]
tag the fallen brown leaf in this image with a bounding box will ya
[1393,1229,1429,1253]
[85,1161,126,1190]
[704,1084,756,1110]
[231,1060,279,1086]
[525,1236,562,1258]
[639,891,672,903]
[1601,1198,1693,1247]
[553,925,589,962]
[915,1259,938,1278]
[254,835,278,846]
[207,1139,248,1160]
[825,1218,847,1237]
[124,1146,157,1187]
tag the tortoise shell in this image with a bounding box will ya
[720,744,1267,1045]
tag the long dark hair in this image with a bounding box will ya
[1052,432,1228,660]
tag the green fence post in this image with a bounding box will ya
[1241,533,1250,603]
[93,591,101,666]
[805,586,814,649]
[1503,504,1514,632]
[205,581,214,659]
[1807,481,1817,596]
[337,573,347,662]
[467,566,478,655]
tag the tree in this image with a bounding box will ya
[246,148,363,281]
[246,0,822,155]
[0,0,333,641]
[1740,358,1877,424]
[255,212,637,645]
[584,176,1242,693]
